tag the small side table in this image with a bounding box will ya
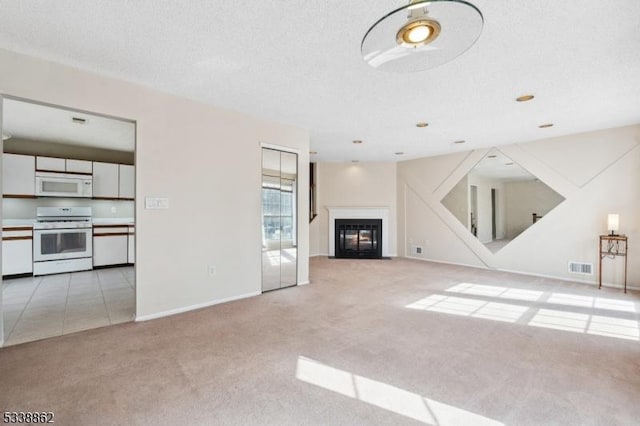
[599,235,628,293]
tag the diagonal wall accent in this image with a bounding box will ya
[399,125,640,288]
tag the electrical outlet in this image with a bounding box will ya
[416,246,422,255]
[208,266,216,276]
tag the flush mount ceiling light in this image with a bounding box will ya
[539,123,554,128]
[416,122,429,128]
[352,140,363,144]
[361,0,483,72]
[453,140,466,144]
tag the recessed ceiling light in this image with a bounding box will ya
[352,140,363,144]
[539,123,554,128]
[395,152,405,155]
[487,155,497,158]
[453,140,466,144]
[516,94,535,102]
[71,117,87,124]
[2,133,12,141]
[416,122,429,128]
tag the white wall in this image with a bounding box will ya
[0,48,310,319]
[398,125,640,288]
[310,162,397,256]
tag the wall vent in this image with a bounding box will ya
[411,245,422,255]
[568,261,593,275]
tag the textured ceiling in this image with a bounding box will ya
[0,1,639,162]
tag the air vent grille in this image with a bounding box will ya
[568,261,593,275]
[72,117,87,124]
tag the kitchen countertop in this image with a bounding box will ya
[92,218,135,226]
[2,218,134,228]
[2,219,36,228]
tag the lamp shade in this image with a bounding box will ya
[607,214,619,233]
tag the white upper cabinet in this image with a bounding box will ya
[66,159,92,174]
[3,153,36,196]
[92,161,119,198]
[119,164,134,199]
[36,156,65,172]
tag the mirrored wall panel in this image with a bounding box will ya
[261,148,297,292]
[441,149,565,253]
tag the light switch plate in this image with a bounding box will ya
[145,197,169,209]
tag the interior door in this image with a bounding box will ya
[261,148,298,292]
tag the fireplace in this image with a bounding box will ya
[334,219,382,259]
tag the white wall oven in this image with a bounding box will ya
[35,171,93,198]
[33,207,93,275]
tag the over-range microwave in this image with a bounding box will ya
[35,172,93,198]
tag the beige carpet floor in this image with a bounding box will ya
[1,257,639,425]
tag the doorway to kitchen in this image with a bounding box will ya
[261,147,298,292]
[1,96,136,347]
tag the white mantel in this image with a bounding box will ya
[327,206,391,257]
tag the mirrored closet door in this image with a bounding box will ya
[261,148,297,292]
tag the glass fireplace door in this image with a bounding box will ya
[261,148,298,292]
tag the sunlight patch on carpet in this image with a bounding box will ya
[296,356,504,426]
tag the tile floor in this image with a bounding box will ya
[2,266,135,346]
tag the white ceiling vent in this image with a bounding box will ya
[71,117,87,124]
[568,262,593,275]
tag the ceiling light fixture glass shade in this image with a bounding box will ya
[361,0,483,72]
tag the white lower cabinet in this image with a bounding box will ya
[2,238,33,276]
[93,234,128,267]
[127,227,135,264]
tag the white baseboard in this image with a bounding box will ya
[496,267,639,291]
[135,291,261,322]
[405,255,487,270]
[404,256,638,291]
[298,280,310,285]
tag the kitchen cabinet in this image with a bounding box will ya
[2,227,33,276]
[36,156,65,172]
[3,153,36,197]
[37,156,92,174]
[92,162,119,198]
[93,234,128,266]
[119,164,135,199]
[66,159,92,174]
[127,226,135,264]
